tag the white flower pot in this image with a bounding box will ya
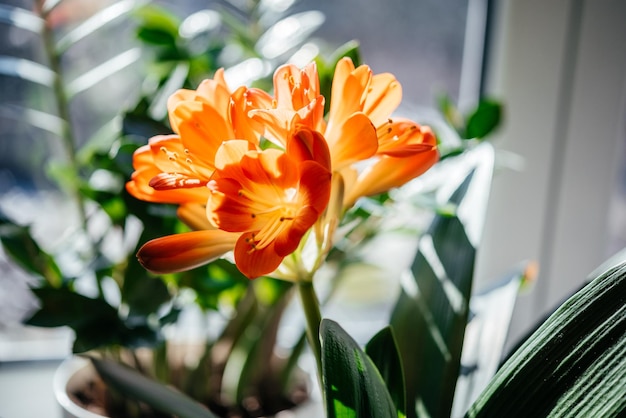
[53,356,323,418]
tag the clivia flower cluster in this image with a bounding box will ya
[126,58,438,281]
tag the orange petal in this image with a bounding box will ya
[325,112,378,171]
[287,127,331,171]
[273,205,318,256]
[177,204,213,231]
[137,230,238,274]
[363,73,402,127]
[234,233,284,279]
[345,148,439,208]
[327,59,371,128]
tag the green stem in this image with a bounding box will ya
[41,20,89,231]
[297,280,323,388]
[40,6,104,297]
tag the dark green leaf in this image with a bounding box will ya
[467,260,626,418]
[321,319,397,418]
[122,112,172,141]
[465,100,502,140]
[365,327,406,417]
[0,214,63,287]
[390,144,495,418]
[91,357,219,418]
[452,265,529,416]
[133,4,181,44]
[137,26,177,46]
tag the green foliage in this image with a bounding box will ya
[390,144,494,418]
[321,319,399,418]
[0,213,63,287]
[26,288,159,352]
[91,357,220,418]
[467,261,626,418]
[365,327,407,418]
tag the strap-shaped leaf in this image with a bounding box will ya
[321,319,398,418]
[390,143,495,418]
[65,48,142,98]
[466,260,626,417]
[0,56,55,86]
[0,4,44,33]
[365,327,407,417]
[91,357,219,418]
[0,104,66,136]
[451,265,530,416]
[55,0,149,54]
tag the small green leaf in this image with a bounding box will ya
[467,260,626,418]
[91,357,219,418]
[465,100,502,140]
[366,327,406,417]
[321,319,398,418]
[133,4,181,43]
[0,214,63,287]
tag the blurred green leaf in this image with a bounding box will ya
[452,265,529,416]
[465,100,502,140]
[0,4,43,33]
[91,357,219,418]
[0,104,66,137]
[321,319,398,418]
[467,261,626,418]
[65,48,142,98]
[365,327,406,417]
[122,112,172,140]
[138,26,178,46]
[55,0,147,54]
[133,4,181,44]
[0,214,63,287]
[390,144,495,418]
[0,56,55,86]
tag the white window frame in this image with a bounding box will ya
[476,0,626,347]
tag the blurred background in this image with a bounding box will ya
[0,0,625,416]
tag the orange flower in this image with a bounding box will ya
[246,58,438,210]
[127,69,332,279]
[206,128,331,278]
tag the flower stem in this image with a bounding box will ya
[297,280,323,387]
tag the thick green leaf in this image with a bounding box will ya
[390,144,495,418]
[466,260,626,417]
[465,100,502,140]
[0,214,63,287]
[321,319,398,418]
[91,357,219,418]
[365,327,406,417]
[451,265,530,416]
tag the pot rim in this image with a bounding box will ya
[53,356,108,418]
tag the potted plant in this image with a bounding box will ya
[3,1,624,417]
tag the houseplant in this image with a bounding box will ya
[2,1,624,418]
